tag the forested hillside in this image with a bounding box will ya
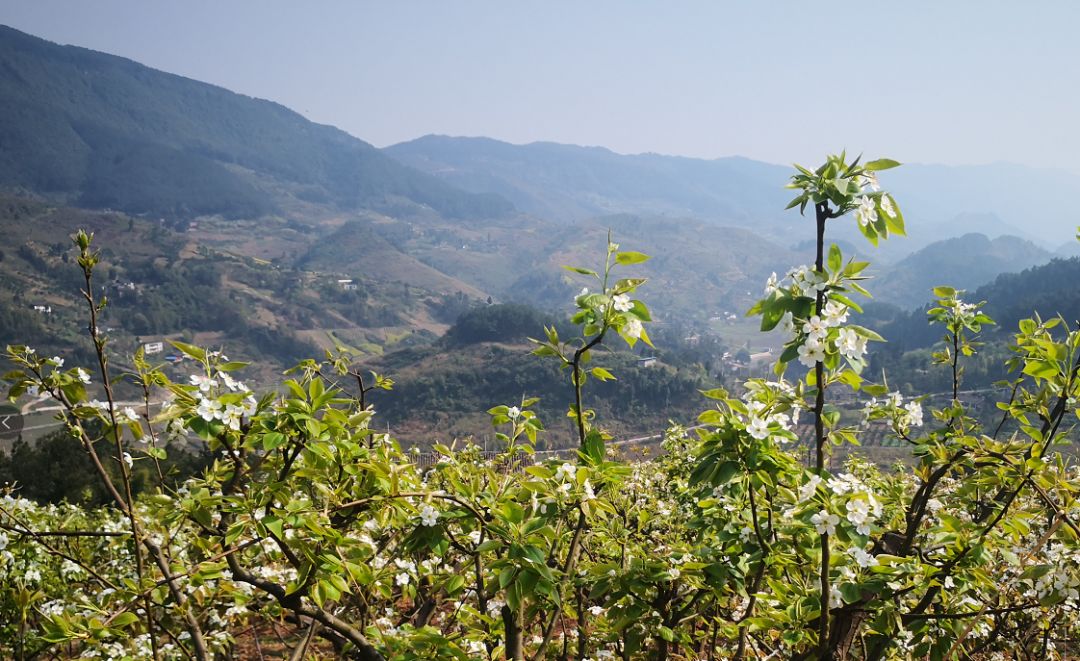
[0,25,513,220]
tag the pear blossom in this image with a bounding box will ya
[746,416,770,440]
[189,374,216,393]
[811,510,840,535]
[507,406,521,419]
[764,272,779,295]
[419,504,439,527]
[903,400,924,427]
[623,317,644,340]
[555,462,577,481]
[802,315,827,339]
[75,368,91,384]
[880,194,896,218]
[797,341,826,368]
[798,475,823,501]
[196,397,223,422]
[612,293,633,312]
[777,310,797,339]
[822,301,849,327]
[855,195,878,228]
[848,546,878,568]
[837,328,868,361]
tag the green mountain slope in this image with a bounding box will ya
[872,255,1080,355]
[870,233,1052,308]
[0,25,513,220]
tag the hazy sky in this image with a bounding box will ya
[3,1,1079,170]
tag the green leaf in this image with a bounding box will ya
[615,251,650,265]
[591,367,616,381]
[562,265,598,277]
[863,158,901,171]
[168,341,206,362]
[828,243,842,272]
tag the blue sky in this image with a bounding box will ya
[3,1,1079,170]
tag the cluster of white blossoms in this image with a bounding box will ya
[188,371,256,431]
[766,265,829,299]
[740,379,801,444]
[792,300,862,368]
[1028,544,1080,603]
[862,391,924,429]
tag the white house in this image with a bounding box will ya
[143,341,164,355]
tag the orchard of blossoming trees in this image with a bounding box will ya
[2,154,1080,660]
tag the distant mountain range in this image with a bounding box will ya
[869,233,1054,308]
[2,22,1078,351]
[0,25,512,221]
[388,135,1080,250]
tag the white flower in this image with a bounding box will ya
[222,405,244,431]
[880,194,896,218]
[811,510,840,535]
[122,452,133,468]
[746,416,770,440]
[419,504,439,527]
[395,572,410,586]
[623,318,643,340]
[830,584,843,608]
[797,342,826,368]
[666,567,681,581]
[848,547,877,569]
[75,368,91,384]
[589,605,605,616]
[189,374,217,393]
[555,462,577,481]
[857,172,880,192]
[120,407,139,423]
[855,196,878,228]
[799,475,822,502]
[822,301,849,327]
[764,272,779,295]
[49,356,64,367]
[507,406,521,420]
[903,401,924,427]
[846,498,873,535]
[0,531,8,551]
[802,315,827,338]
[486,598,505,617]
[837,328,867,362]
[196,397,223,422]
[612,294,633,312]
[777,311,796,339]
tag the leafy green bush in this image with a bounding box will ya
[1,157,1079,661]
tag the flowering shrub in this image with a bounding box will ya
[1,155,1079,660]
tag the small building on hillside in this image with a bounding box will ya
[637,356,658,368]
[143,341,164,355]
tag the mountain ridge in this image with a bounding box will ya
[0,25,514,221]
